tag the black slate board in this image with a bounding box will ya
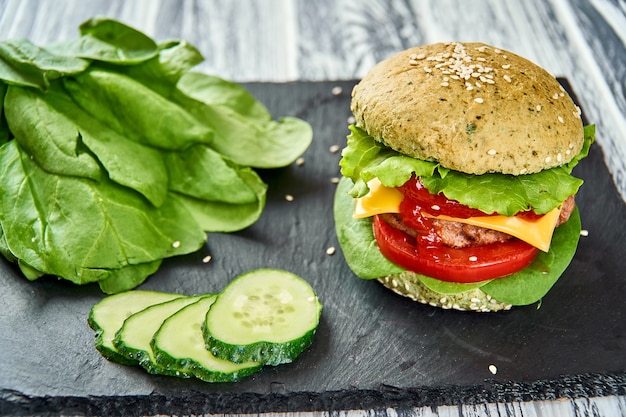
[1,80,625,416]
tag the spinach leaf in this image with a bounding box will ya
[0,17,313,292]
[0,140,206,284]
[47,16,158,64]
[4,84,102,180]
[63,69,213,150]
[0,39,89,90]
[177,72,271,121]
[95,260,163,294]
[117,40,205,97]
[80,126,169,208]
[480,208,581,305]
[16,80,170,206]
[0,222,15,263]
[176,167,267,233]
[0,82,11,144]
[165,145,259,204]
[173,82,313,168]
[333,177,404,279]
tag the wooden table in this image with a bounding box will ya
[1,1,624,416]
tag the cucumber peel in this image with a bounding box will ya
[204,269,323,366]
[152,295,263,382]
[113,295,203,373]
[87,290,183,365]
[87,268,322,382]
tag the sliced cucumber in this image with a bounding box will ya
[113,295,202,373]
[88,290,182,365]
[203,269,322,366]
[152,295,263,382]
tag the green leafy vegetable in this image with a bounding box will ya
[0,17,312,293]
[63,68,214,150]
[0,140,207,285]
[0,39,89,90]
[4,84,103,181]
[176,169,267,233]
[49,16,159,64]
[333,177,404,279]
[173,76,313,168]
[333,176,582,306]
[340,124,595,215]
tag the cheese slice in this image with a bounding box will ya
[422,209,561,252]
[353,178,403,218]
[353,178,561,252]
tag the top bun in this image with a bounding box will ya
[350,42,584,175]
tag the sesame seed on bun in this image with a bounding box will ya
[378,272,512,312]
[350,42,584,176]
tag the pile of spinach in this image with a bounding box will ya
[0,17,312,293]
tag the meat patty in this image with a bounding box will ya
[379,195,576,249]
[431,219,511,248]
[557,195,576,226]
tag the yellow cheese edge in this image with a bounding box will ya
[353,178,561,252]
[353,178,403,218]
[422,209,561,252]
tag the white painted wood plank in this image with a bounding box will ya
[0,2,624,416]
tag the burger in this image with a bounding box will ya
[333,42,595,312]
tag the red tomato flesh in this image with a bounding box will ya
[399,177,491,218]
[399,177,543,221]
[373,215,539,283]
[372,177,539,283]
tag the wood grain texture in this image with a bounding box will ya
[1,0,623,202]
[0,1,624,416]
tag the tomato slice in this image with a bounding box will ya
[373,215,539,283]
[399,176,543,220]
[399,177,491,218]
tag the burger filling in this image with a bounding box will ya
[381,193,576,249]
[360,176,577,283]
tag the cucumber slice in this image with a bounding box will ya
[113,295,202,373]
[152,295,263,382]
[203,269,322,366]
[88,290,182,365]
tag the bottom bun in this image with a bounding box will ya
[378,272,513,312]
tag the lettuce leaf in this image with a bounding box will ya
[340,124,595,215]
